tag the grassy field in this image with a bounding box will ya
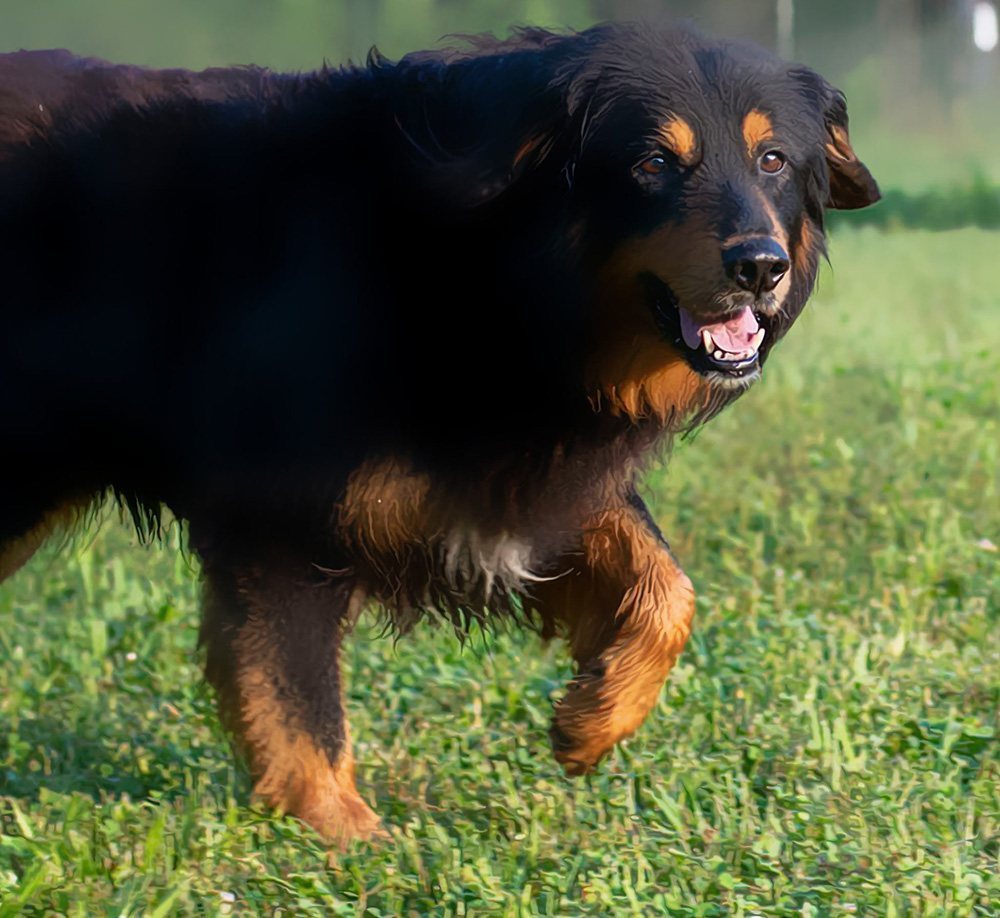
[1,227,997,915]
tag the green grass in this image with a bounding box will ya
[1,227,998,915]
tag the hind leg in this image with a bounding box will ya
[533,488,695,774]
[199,551,381,845]
[0,495,91,583]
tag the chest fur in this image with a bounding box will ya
[336,457,572,614]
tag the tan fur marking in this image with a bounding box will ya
[534,501,695,773]
[794,216,819,277]
[234,616,383,847]
[825,123,856,162]
[590,333,706,424]
[749,190,794,309]
[753,189,789,250]
[588,220,718,423]
[0,521,53,582]
[338,458,432,562]
[0,498,89,582]
[742,109,774,156]
[512,134,554,170]
[658,116,699,165]
[241,663,382,847]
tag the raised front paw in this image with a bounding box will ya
[548,663,627,776]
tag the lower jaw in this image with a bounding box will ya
[689,348,761,382]
[700,364,761,390]
[643,274,765,387]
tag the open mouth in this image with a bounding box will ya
[644,275,767,381]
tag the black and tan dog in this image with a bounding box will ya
[0,23,878,843]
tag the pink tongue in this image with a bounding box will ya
[679,306,760,353]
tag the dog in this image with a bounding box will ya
[0,22,879,844]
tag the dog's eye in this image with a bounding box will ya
[759,150,787,175]
[638,155,667,176]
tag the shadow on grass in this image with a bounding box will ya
[0,709,248,805]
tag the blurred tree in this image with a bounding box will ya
[346,0,382,58]
[880,0,923,116]
[777,0,794,57]
[589,0,778,47]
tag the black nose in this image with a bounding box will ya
[724,239,790,296]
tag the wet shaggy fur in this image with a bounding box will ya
[0,23,878,844]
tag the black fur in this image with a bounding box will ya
[0,22,878,841]
[0,24,878,548]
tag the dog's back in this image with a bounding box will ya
[0,45,588,534]
[0,50,281,151]
[0,53,391,531]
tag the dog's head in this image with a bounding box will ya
[391,23,880,426]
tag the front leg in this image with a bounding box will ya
[534,488,695,774]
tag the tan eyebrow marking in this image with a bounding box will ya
[742,109,774,156]
[657,116,699,166]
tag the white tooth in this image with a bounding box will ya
[701,329,714,352]
[714,349,724,360]
[751,329,766,350]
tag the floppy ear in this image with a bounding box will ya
[387,31,580,208]
[822,88,880,210]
